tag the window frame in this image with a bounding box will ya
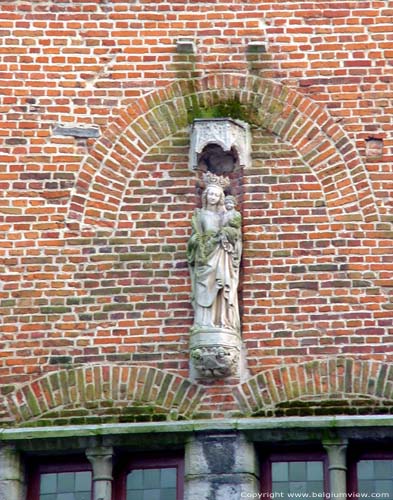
[113,453,184,500]
[27,457,93,500]
[260,449,329,497]
[347,447,393,496]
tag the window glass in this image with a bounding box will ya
[39,471,92,500]
[271,460,324,499]
[126,467,177,500]
[357,460,393,498]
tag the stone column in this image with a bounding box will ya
[323,439,348,497]
[184,432,259,500]
[0,445,24,500]
[86,446,114,500]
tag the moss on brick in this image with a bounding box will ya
[1,385,15,395]
[49,356,72,365]
[1,299,16,307]
[91,287,122,295]
[40,306,71,314]
[66,297,81,305]
[186,95,248,123]
[119,253,150,261]
[103,304,135,312]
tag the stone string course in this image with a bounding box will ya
[1,0,393,424]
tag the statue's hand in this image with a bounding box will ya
[189,232,201,246]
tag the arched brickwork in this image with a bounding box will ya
[68,73,379,229]
[2,365,203,425]
[234,358,393,415]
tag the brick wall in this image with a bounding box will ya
[1,0,393,425]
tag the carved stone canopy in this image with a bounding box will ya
[189,118,250,172]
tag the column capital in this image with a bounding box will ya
[86,446,114,481]
[323,439,348,471]
[323,438,349,447]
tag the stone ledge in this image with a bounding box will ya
[2,415,393,444]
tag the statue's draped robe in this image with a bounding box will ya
[187,208,241,332]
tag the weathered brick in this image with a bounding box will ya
[0,1,393,426]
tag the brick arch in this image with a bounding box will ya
[233,358,393,415]
[4,365,204,424]
[68,73,378,229]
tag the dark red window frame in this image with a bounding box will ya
[347,446,393,495]
[27,456,93,500]
[113,453,184,500]
[260,449,329,496]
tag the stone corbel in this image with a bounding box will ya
[191,344,240,378]
[190,329,242,379]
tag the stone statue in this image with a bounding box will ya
[187,173,242,336]
[187,119,249,379]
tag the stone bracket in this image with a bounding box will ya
[190,327,242,380]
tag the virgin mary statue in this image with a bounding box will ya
[187,172,242,334]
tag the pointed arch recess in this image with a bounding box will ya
[3,365,204,424]
[68,73,378,229]
[233,358,393,415]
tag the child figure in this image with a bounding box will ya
[223,195,241,228]
[221,195,242,268]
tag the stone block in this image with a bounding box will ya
[53,124,100,138]
[185,432,259,476]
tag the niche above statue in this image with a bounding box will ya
[188,118,250,380]
[197,143,237,176]
[189,118,249,173]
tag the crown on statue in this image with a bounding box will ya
[203,171,231,190]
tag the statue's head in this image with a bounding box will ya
[203,185,225,209]
[202,172,229,210]
[224,195,237,210]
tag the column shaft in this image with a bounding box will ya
[0,445,24,500]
